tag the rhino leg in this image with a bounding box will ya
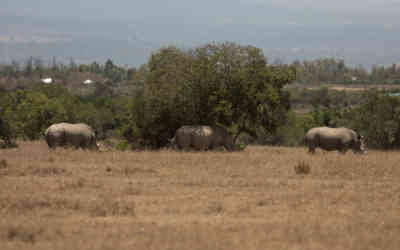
[308,147,316,154]
[307,140,316,154]
[177,142,190,151]
[177,143,191,151]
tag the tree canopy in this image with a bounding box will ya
[121,42,296,148]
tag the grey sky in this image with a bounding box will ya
[2,0,400,66]
[3,0,399,24]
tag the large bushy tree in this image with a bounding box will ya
[122,42,296,148]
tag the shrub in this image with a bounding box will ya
[116,140,130,151]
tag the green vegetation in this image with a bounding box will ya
[1,43,400,150]
[121,43,295,148]
[346,91,400,149]
[0,42,295,149]
[276,88,400,149]
[0,85,129,141]
[293,58,400,84]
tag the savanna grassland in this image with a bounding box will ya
[1,141,400,250]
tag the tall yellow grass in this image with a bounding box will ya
[1,141,399,249]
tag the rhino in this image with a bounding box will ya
[172,125,235,151]
[44,122,98,150]
[305,126,365,154]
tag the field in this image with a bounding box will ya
[1,141,400,250]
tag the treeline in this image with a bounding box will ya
[293,58,400,84]
[2,84,396,149]
[0,57,132,84]
[0,85,131,142]
[2,43,400,150]
[0,42,295,149]
[2,56,400,89]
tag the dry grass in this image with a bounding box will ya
[1,141,400,249]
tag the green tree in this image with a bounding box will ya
[348,90,400,149]
[123,42,295,148]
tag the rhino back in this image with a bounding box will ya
[67,124,96,146]
[174,125,233,150]
[46,123,96,148]
[175,126,195,149]
[192,126,213,150]
[314,127,355,149]
[319,127,354,141]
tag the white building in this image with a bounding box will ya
[83,79,93,85]
[41,78,53,84]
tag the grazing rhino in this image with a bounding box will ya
[305,126,365,154]
[173,125,235,151]
[45,123,98,150]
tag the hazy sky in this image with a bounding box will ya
[3,0,400,46]
[3,0,399,25]
[2,0,400,66]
